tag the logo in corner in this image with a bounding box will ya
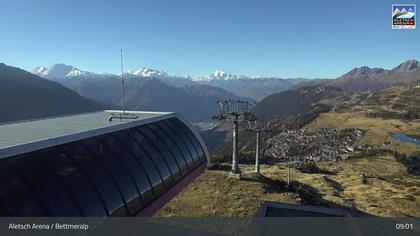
[392,4,416,29]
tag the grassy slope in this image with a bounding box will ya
[317,156,420,216]
[156,167,299,217]
[157,155,420,217]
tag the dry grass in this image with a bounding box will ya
[261,156,420,216]
[316,156,420,216]
[157,154,420,217]
[155,167,299,217]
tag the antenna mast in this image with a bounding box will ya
[107,49,139,121]
[120,48,126,114]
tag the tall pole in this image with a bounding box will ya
[213,100,254,179]
[287,162,291,187]
[255,130,260,174]
[230,116,241,179]
[120,49,126,114]
[246,120,270,175]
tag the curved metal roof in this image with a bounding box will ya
[0,111,210,216]
[0,110,210,165]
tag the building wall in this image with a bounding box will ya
[0,117,207,216]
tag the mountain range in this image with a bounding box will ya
[4,59,417,123]
[32,65,310,101]
[32,64,180,80]
[33,60,420,101]
[194,71,308,100]
[293,60,420,92]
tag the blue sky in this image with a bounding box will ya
[0,0,418,78]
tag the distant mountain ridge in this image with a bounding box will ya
[32,64,190,80]
[32,64,174,80]
[197,76,308,101]
[32,59,420,101]
[0,63,105,123]
[342,66,385,77]
[126,67,170,79]
[32,63,101,79]
[391,60,419,72]
[195,70,249,81]
[32,64,308,100]
[191,70,309,100]
[294,60,420,92]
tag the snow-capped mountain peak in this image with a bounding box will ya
[32,66,50,77]
[211,70,243,80]
[32,63,174,80]
[47,63,76,78]
[32,63,97,79]
[67,68,90,77]
[195,70,246,81]
[127,67,169,78]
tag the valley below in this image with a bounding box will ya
[161,86,420,217]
